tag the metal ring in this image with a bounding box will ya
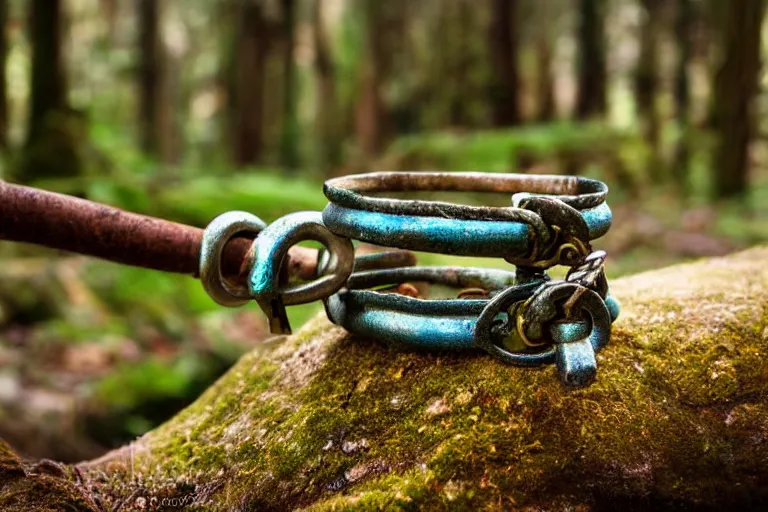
[249,211,354,334]
[522,282,612,387]
[345,266,521,291]
[323,203,536,259]
[474,279,613,370]
[474,283,558,366]
[199,211,267,307]
[322,172,611,262]
[520,282,611,351]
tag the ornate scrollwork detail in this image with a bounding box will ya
[506,195,593,269]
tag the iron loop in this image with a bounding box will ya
[249,211,354,335]
[199,211,267,307]
[474,282,557,366]
[474,249,615,369]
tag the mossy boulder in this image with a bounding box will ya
[6,247,768,510]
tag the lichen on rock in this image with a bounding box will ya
[9,247,768,510]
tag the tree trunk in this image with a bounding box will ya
[227,0,271,167]
[635,0,663,180]
[703,0,726,129]
[354,1,393,158]
[355,59,384,159]
[279,0,300,171]
[99,0,118,48]
[711,1,765,199]
[449,2,467,126]
[313,0,342,173]
[6,247,768,510]
[20,0,86,182]
[26,0,67,147]
[0,0,8,149]
[672,0,692,194]
[137,0,172,162]
[575,0,607,120]
[535,0,556,123]
[488,0,520,126]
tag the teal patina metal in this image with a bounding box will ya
[473,252,616,388]
[325,253,617,388]
[247,211,354,334]
[322,204,532,259]
[324,267,539,351]
[199,171,621,388]
[322,171,612,266]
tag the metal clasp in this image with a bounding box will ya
[249,211,354,335]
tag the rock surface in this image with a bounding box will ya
[3,247,768,510]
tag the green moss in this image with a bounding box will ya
[0,440,100,511]
[78,247,768,510]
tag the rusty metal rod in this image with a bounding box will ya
[0,181,322,282]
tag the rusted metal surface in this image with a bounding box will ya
[0,181,318,283]
[323,171,608,211]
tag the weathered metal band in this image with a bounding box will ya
[324,172,608,212]
[325,266,600,363]
[199,172,619,388]
[322,172,612,262]
[324,267,542,351]
[323,203,532,259]
[344,265,522,291]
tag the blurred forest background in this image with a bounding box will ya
[1,0,768,463]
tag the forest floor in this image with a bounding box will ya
[1,124,767,463]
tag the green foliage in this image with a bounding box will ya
[95,354,214,411]
[157,172,327,226]
[385,122,633,173]
[34,318,129,346]
[336,3,368,115]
